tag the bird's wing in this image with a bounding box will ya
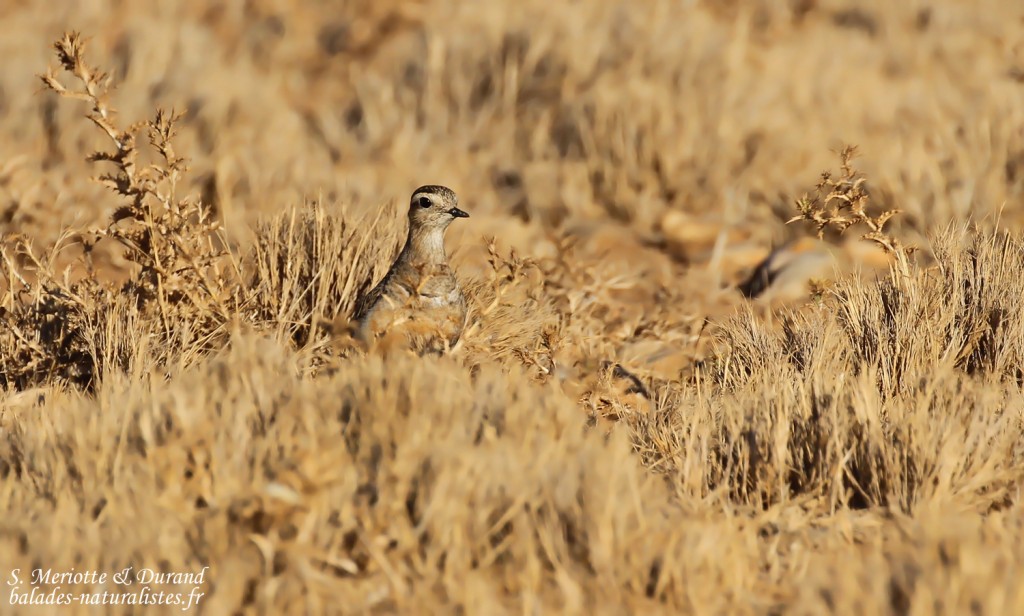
[352,270,390,321]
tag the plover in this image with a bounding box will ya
[352,185,470,352]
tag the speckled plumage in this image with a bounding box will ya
[353,185,469,352]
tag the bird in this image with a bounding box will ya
[352,185,470,353]
[738,236,892,302]
[738,237,837,301]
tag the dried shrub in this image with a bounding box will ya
[788,145,915,274]
[0,33,241,390]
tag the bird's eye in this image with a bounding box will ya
[418,196,432,208]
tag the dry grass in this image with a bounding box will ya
[0,2,1023,614]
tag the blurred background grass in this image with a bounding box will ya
[3,0,1022,251]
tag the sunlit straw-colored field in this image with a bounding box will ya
[1,1,1023,613]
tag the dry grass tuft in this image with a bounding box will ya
[703,227,1024,512]
[246,201,401,349]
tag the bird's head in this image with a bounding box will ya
[407,185,469,232]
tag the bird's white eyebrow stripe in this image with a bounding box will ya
[411,185,457,203]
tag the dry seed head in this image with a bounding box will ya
[787,145,913,273]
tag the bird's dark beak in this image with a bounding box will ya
[449,207,470,218]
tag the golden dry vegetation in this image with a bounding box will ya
[1,0,1024,613]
